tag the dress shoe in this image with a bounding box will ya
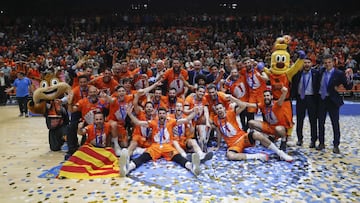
[333,146,340,154]
[316,143,325,150]
[296,140,303,146]
[309,142,316,148]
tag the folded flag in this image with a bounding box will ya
[58,145,120,179]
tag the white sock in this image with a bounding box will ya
[198,151,206,159]
[112,138,120,147]
[181,152,187,158]
[268,143,281,153]
[268,143,291,160]
[185,162,192,170]
[128,161,136,172]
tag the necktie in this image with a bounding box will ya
[320,71,328,100]
[300,74,306,100]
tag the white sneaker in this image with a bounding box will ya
[258,153,269,162]
[280,152,294,162]
[286,136,296,147]
[191,153,200,176]
[119,149,129,177]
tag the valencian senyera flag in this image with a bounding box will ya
[58,145,120,179]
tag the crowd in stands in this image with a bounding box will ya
[0,13,359,86]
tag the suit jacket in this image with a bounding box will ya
[188,69,209,85]
[319,67,353,107]
[291,68,320,99]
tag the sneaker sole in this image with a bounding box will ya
[260,153,269,162]
[119,151,127,177]
[192,153,200,176]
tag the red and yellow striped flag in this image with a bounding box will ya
[58,145,120,179]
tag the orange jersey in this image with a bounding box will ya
[162,97,184,114]
[90,76,119,94]
[146,118,179,144]
[107,95,134,123]
[243,67,267,95]
[71,85,90,105]
[114,71,134,83]
[76,98,109,124]
[213,110,246,147]
[132,111,157,148]
[72,73,94,88]
[258,101,293,129]
[84,122,111,147]
[163,68,189,96]
[168,114,193,148]
[131,68,153,90]
[205,92,231,118]
[185,94,208,112]
[224,76,248,102]
[268,73,290,100]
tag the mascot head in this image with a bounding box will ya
[29,74,71,114]
[33,74,71,103]
[270,35,291,74]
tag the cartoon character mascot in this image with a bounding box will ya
[28,74,71,151]
[264,35,305,147]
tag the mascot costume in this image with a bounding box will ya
[28,74,71,151]
[264,35,305,147]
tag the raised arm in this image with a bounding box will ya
[226,94,247,114]
[126,105,149,127]
[176,106,199,125]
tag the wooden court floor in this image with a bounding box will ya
[0,105,359,203]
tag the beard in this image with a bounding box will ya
[264,99,272,106]
[89,96,98,103]
[169,96,176,103]
[231,75,239,81]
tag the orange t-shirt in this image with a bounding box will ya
[213,110,245,147]
[224,76,249,102]
[131,68,153,90]
[258,101,293,128]
[205,91,231,117]
[107,95,134,123]
[90,76,119,94]
[76,98,109,124]
[84,122,111,147]
[163,68,189,97]
[71,85,90,105]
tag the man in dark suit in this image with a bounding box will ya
[317,54,353,154]
[291,58,320,148]
[187,60,209,86]
[0,70,11,105]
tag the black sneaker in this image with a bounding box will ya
[280,141,287,151]
[296,140,303,146]
[316,143,325,150]
[200,152,213,163]
[309,142,316,148]
[333,146,340,154]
